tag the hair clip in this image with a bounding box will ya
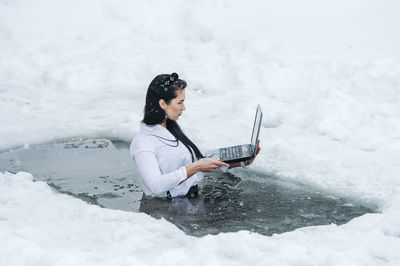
[164,72,179,87]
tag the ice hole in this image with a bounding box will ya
[0,139,377,237]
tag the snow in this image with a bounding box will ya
[1,0,400,265]
[1,172,400,265]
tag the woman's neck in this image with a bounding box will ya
[160,121,167,128]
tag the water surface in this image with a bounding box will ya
[0,139,376,237]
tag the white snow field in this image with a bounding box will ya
[1,0,400,265]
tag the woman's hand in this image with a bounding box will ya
[182,158,229,185]
[228,140,261,169]
[195,158,229,173]
[182,142,260,185]
[244,140,261,166]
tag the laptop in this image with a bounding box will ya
[205,104,263,163]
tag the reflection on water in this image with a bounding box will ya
[0,139,376,237]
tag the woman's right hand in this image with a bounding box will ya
[195,158,229,173]
[182,158,229,184]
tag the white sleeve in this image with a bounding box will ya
[130,137,187,195]
[134,151,187,195]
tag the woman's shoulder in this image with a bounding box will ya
[130,124,159,156]
[130,135,155,156]
[130,123,175,155]
[131,133,153,145]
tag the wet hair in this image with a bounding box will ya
[142,73,204,162]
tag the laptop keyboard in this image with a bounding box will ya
[219,145,243,161]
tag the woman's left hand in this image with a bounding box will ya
[245,140,261,166]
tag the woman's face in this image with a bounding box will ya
[161,89,186,121]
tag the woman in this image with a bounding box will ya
[130,73,260,199]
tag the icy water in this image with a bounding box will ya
[0,139,376,237]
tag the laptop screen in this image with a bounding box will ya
[250,105,263,154]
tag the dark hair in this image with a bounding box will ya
[142,73,204,162]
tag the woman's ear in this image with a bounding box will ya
[159,99,166,110]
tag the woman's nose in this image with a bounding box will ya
[182,103,186,111]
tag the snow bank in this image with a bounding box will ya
[1,172,400,266]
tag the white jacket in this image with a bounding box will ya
[130,123,204,198]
